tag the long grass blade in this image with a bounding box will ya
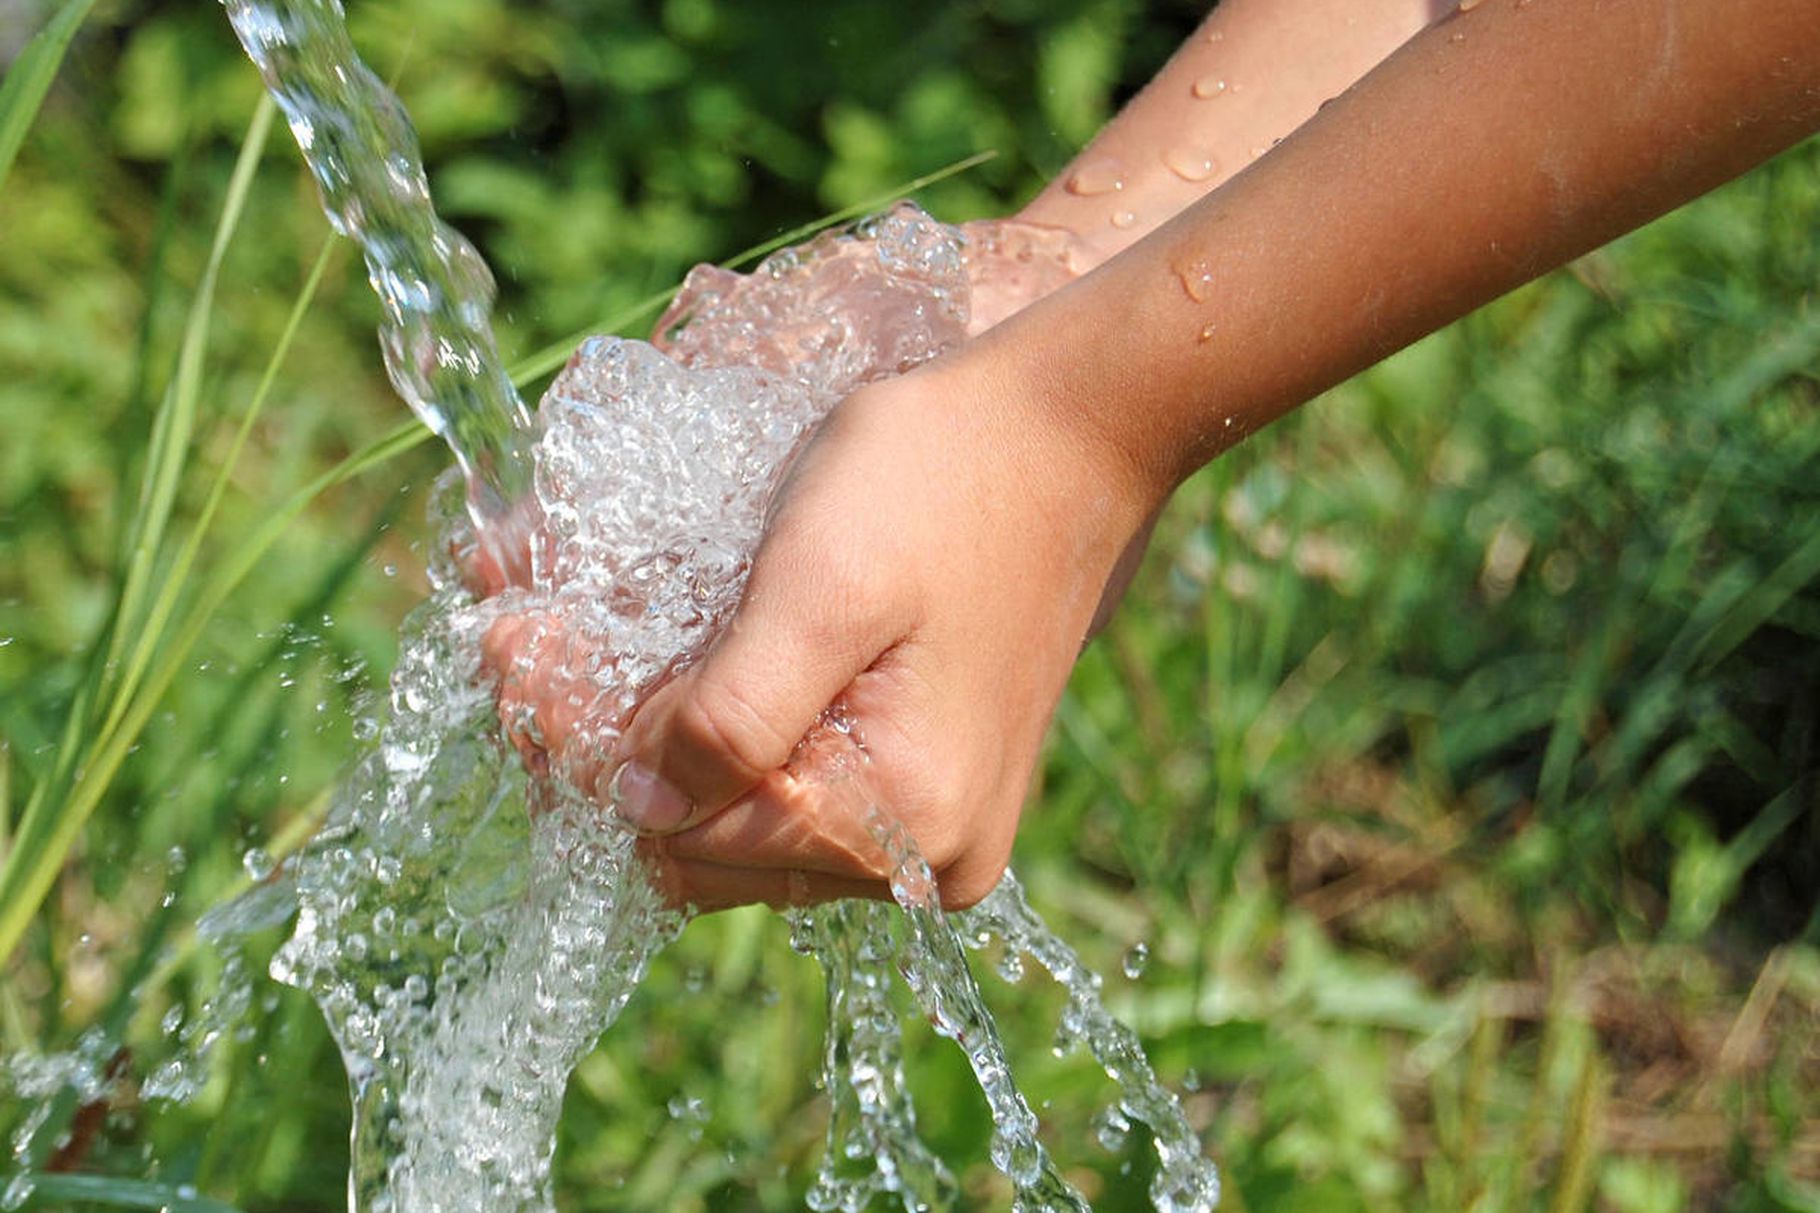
[0,0,100,195]
[105,96,276,689]
[94,238,336,748]
[0,101,274,965]
[7,1172,243,1213]
[0,422,429,961]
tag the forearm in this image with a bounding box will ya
[1020,0,1442,271]
[983,0,1820,506]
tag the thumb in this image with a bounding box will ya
[606,542,900,835]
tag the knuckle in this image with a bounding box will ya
[756,525,898,653]
[900,763,979,874]
[675,676,794,781]
[939,851,1010,911]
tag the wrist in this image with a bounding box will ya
[924,308,1172,559]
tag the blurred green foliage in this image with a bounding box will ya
[1,0,1817,1210]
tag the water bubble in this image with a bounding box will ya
[1163,147,1218,183]
[1093,1105,1132,1151]
[241,848,275,882]
[1174,260,1216,303]
[1,1174,35,1211]
[1064,158,1126,197]
[666,1093,709,1141]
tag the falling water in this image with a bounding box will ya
[220,0,536,543]
[35,0,1231,1208]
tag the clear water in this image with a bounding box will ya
[6,0,1227,1208]
[220,0,536,540]
[271,200,1215,1213]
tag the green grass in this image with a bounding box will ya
[2,1,1818,1210]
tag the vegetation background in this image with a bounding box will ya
[1,0,1817,1209]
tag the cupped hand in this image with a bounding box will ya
[573,345,1154,911]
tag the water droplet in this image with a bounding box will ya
[1093,1105,1132,1151]
[2,1174,35,1211]
[242,848,275,882]
[667,1094,709,1140]
[1206,28,1224,42]
[1121,942,1149,979]
[1110,210,1137,230]
[1164,147,1218,183]
[1458,0,1485,9]
[1191,75,1228,100]
[1199,322,1218,343]
[1450,30,1466,42]
[1174,260,1216,302]
[1064,158,1125,197]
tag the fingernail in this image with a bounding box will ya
[607,760,693,832]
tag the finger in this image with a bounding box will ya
[607,528,906,835]
[660,769,899,881]
[484,612,616,783]
[647,853,887,913]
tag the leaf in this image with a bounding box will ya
[0,0,101,196]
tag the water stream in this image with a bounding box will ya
[21,1,1224,1208]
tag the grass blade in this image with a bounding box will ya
[94,237,336,748]
[8,1173,243,1213]
[104,95,276,690]
[0,0,100,196]
[0,421,429,961]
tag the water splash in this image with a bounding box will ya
[241,204,1215,1212]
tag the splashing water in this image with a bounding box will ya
[266,201,1216,1213]
[46,1,1230,1209]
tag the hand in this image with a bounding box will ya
[575,348,1155,910]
